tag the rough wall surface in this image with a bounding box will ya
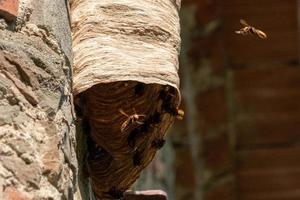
[0,0,78,199]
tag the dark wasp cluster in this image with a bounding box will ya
[99,84,184,199]
[160,87,184,120]
[127,84,183,167]
[104,186,124,200]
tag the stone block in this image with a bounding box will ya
[0,0,19,21]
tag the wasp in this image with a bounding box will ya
[159,89,184,120]
[147,112,162,125]
[134,82,145,97]
[74,94,86,120]
[127,112,162,147]
[127,128,141,148]
[151,138,166,149]
[175,109,184,120]
[159,88,174,102]
[119,109,146,132]
[133,150,142,166]
[105,186,124,199]
[161,101,184,120]
[235,19,267,39]
[86,132,104,161]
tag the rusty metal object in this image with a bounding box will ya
[124,190,168,200]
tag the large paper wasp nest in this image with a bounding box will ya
[71,0,181,199]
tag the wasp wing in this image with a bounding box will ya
[240,19,249,26]
[256,29,267,39]
[119,109,129,117]
[121,119,130,132]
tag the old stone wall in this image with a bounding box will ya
[0,0,78,199]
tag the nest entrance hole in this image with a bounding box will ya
[75,81,180,199]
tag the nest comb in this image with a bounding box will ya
[71,0,181,199]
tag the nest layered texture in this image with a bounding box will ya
[83,82,180,199]
[71,0,181,199]
[71,0,181,94]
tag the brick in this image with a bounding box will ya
[175,146,196,188]
[204,132,232,173]
[237,147,300,197]
[189,31,226,73]
[174,145,196,200]
[205,178,236,200]
[234,66,300,91]
[0,155,41,189]
[0,0,19,21]
[238,168,300,193]
[235,90,300,113]
[197,87,228,130]
[182,0,223,26]
[236,115,300,147]
[41,123,61,185]
[124,190,167,200]
[181,0,225,73]
[237,147,300,171]
[241,190,300,200]
[194,0,222,27]
[209,32,226,73]
[4,187,30,200]
[234,66,300,147]
[222,0,298,65]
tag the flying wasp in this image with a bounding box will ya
[235,19,267,39]
[119,108,146,132]
[132,150,142,166]
[105,186,124,199]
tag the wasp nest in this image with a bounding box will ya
[71,0,181,199]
